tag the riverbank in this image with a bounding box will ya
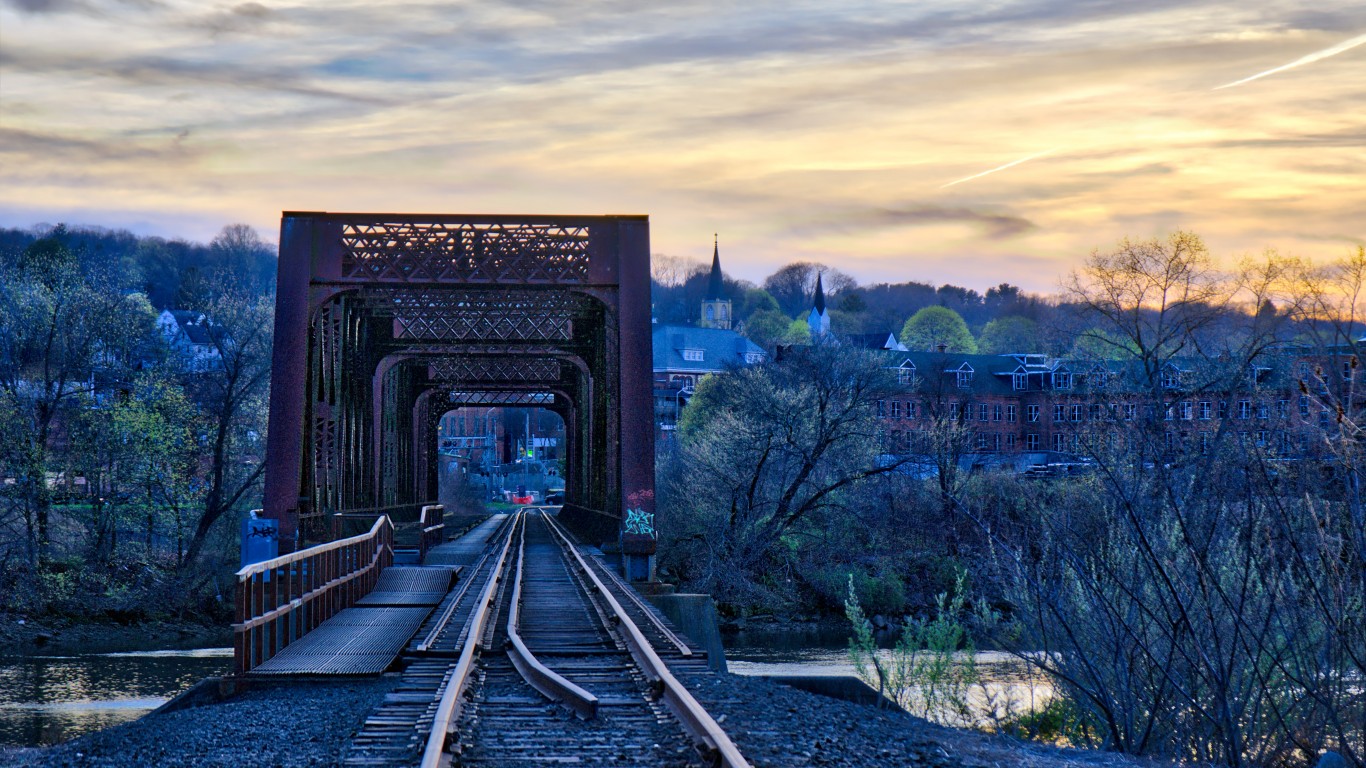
[0,613,230,656]
[6,669,1183,768]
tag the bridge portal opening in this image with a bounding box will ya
[437,405,566,513]
[261,213,656,577]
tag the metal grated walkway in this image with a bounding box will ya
[356,566,459,607]
[250,607,434,675]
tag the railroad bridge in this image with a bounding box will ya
[232,213,753,766]
[262,212,655,562]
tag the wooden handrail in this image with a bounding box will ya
[237,516,389,578]
[234,512,394,675]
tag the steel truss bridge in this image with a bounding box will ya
[261,212,656,558]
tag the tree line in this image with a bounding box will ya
[0,223,275,623]
[658,233,1366,767]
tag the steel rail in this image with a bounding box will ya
[504,510,600,719]
[414,513,517,653]
[591,544,694,658]
[419,510,522,768]
[542,513,751,768]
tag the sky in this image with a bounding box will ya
[1,0,1363,293]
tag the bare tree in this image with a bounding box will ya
[179,290,273,570]
[659,342,908,608]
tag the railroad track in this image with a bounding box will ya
[342,509,749,768]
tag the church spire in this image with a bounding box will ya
[813,271,826,314]
[706,233,724,300]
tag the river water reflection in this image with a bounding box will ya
[724,626,1054,724]
[0,648,231,747]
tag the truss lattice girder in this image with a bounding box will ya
[264,213,654,552]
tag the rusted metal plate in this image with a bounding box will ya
[250,607,433,676]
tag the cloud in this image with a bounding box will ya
[191,2,272,36]
[0,47,394,105]
[797,204,1037,240]
[2,0,161,14]
[0,127,197,163]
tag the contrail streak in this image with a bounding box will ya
[1214,32,1366,90]
[941,149,1056,188]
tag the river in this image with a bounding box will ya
[0,648,231,747]
[724,626,1055,726]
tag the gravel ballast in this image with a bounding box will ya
[8,677,398,768]
[6,670,1180,767]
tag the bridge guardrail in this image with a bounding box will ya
[418,504,445,560]
[233,512,394,675]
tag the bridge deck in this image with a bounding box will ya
[249,518,503,677]
[422,513,507,567]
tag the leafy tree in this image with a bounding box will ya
[785,317,813,345]
[976,316,1039,354]
[741,309,792,351]
[737,288,779,321]
[0,227,154,566]
[900,306,977,353]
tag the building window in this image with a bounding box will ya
[719,304,728,320]
[1026,405,1039,422]
[1053,372,1072,389]
[1199,401,1212,420]
[1053,404,1065,422]
[1161,368,1183,389]
[1257,402,1269,419]
[897,366,915,385]
[1179,402,1193,421]
[1255,430,1270,447]
[1005,433,1016,450]
[682,349,704,361]
[993,404,1003,422]
[1237,400,1252,419]
[1276,400,1288,419]
[991,433,1002,451]
[876,400,885,417]
[957,368,974,388]
[890,401,901,419]
[705,306,714,321]
[1070,404,1083,422]
[907,402,918,420]
[964,402,975,421]
[1200,432,1212,454]
[1299,396,1310,418]
[1319,409,1331,430]
[1089,404,1103,421]
[1025,433,1040,450]
[980,403,990,421]
[975,432,988,450]
[1218,401,1229,419]
[950,402,961,420]
[1005,404,1017,423]
[1013,372,1028,390]
[1051,433,1064,452]
[1123,403,1136,421]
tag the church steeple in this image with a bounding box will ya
[808,271,830,337]
[699,234,732,330]
[706,234,724,300]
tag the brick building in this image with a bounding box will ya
[874,345,1360,470]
